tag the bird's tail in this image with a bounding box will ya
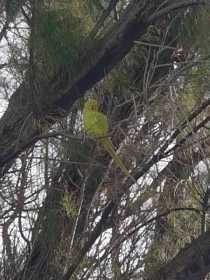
[100,138,130,177]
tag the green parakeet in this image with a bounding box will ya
[83,98,129,177]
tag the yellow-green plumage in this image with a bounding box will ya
[83,98,129,177]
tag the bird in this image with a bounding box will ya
[83,98,130,177]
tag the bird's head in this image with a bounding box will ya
[84,98,99,112]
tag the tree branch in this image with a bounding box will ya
[0,0,208,176]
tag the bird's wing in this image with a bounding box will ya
[84,110,109,137]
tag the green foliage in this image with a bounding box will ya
[85,0,105,18]
[40,11,83,64]
[63,192,78,218]
[144,241,165,275]
[177,61,210,115]
[179,88,198,113]
[38,9,84,69]
[179,8,210,55]
[33,0,94,78]
[5,0,22,21]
